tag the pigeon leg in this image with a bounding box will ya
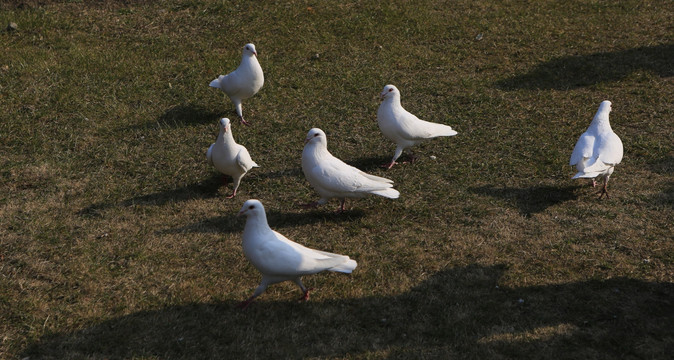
[298,288,314,302]
[294,278,313,302]
[382,147,404,169]
[590,179,597,187]
[337,198,346,213]
[239,115,251,126]
[227,175,243,199]
[597,178,610,199]
[381,161,398,169]
[237,296,256,310]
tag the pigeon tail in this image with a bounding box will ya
[427,122,458,137]
[370,188,400,199]
[209,76,224,88]
[329,258,357,273]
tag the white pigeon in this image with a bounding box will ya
[209,43,264,125]
[377,84,458,169]
[302,128,400,212]
[237,199,357,309]
[207,118,259,198]
[569,100,623,198]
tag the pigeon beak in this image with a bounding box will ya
[237,210,246,217]
[304,138,311,145]
[253,51,258,57]
[379,92,386,99]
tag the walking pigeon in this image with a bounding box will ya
[237,199,357,309]
[209,43,264,125]
[377,85,457,169]
[302,128,399,212]
[570,100,623,198]
[207,118,259,198]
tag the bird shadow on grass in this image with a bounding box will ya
[159,208,366,235]
[22,264,673,359]
[496,44,674,90]
[124,103,223,132]
[77,174,224,218]
[346,156,391,173]
[469,185,578,216]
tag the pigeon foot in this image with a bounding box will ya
[381,161,398,170]
[237,297,255,310]
[240,116,251,126]
[597,185,610,199]
[298,288,314,302]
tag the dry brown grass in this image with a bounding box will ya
[1,0,673,359]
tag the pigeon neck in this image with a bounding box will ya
[216,128,236,147]
[243,213,271,236]
[384,93,402,107]
[304,141,328,158]
[590,111,612,132]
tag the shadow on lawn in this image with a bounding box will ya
[469,185,578,216]
[496,44,674,90]
[124,104,223,132]
[159,208,366,234]
[77,174,224,217]
[22,264,673,359]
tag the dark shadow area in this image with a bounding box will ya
[496,44,674,90]
[469,185,578,216]
[124,104,223,132]
[347,156,392,173]
[159,208,366,235]
[77,174,224,218]
[22,264,673,359]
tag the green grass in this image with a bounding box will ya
[1,0,673,359]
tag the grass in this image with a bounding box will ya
[1,0,672,358]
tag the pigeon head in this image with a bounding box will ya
[304,128,327,146]
[380,85,399,100]
[219,117,231,132]
[238,199,265,217]
[243,43,258,57]
[598,100,612,114]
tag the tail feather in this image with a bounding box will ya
[359,171,394,184]
[329,258,357,273]
[209,75,224,88]
[371,188,400,199]
[421,121,458,138]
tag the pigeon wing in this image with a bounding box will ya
[570,132,595,166]
[254,231,351,276]
[597,133,623,165]
[310,156,392,194]
[235,145,259,172]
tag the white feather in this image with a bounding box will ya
[301,128,400,207]
[377,85,458,166]
[570,100,623,182]
[238,200,357,301]
[207,118,258,197]
[209,43,264,120]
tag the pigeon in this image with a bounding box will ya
[570,100,623,199]
[237,199,357,309]
[377,85,458,169]
[207,118,259,198]
[302,128,400,212]
[209,43,264,125]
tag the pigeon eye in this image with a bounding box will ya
[388,88,393,92]
[314,133,319,137]
[248,205,254,209]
